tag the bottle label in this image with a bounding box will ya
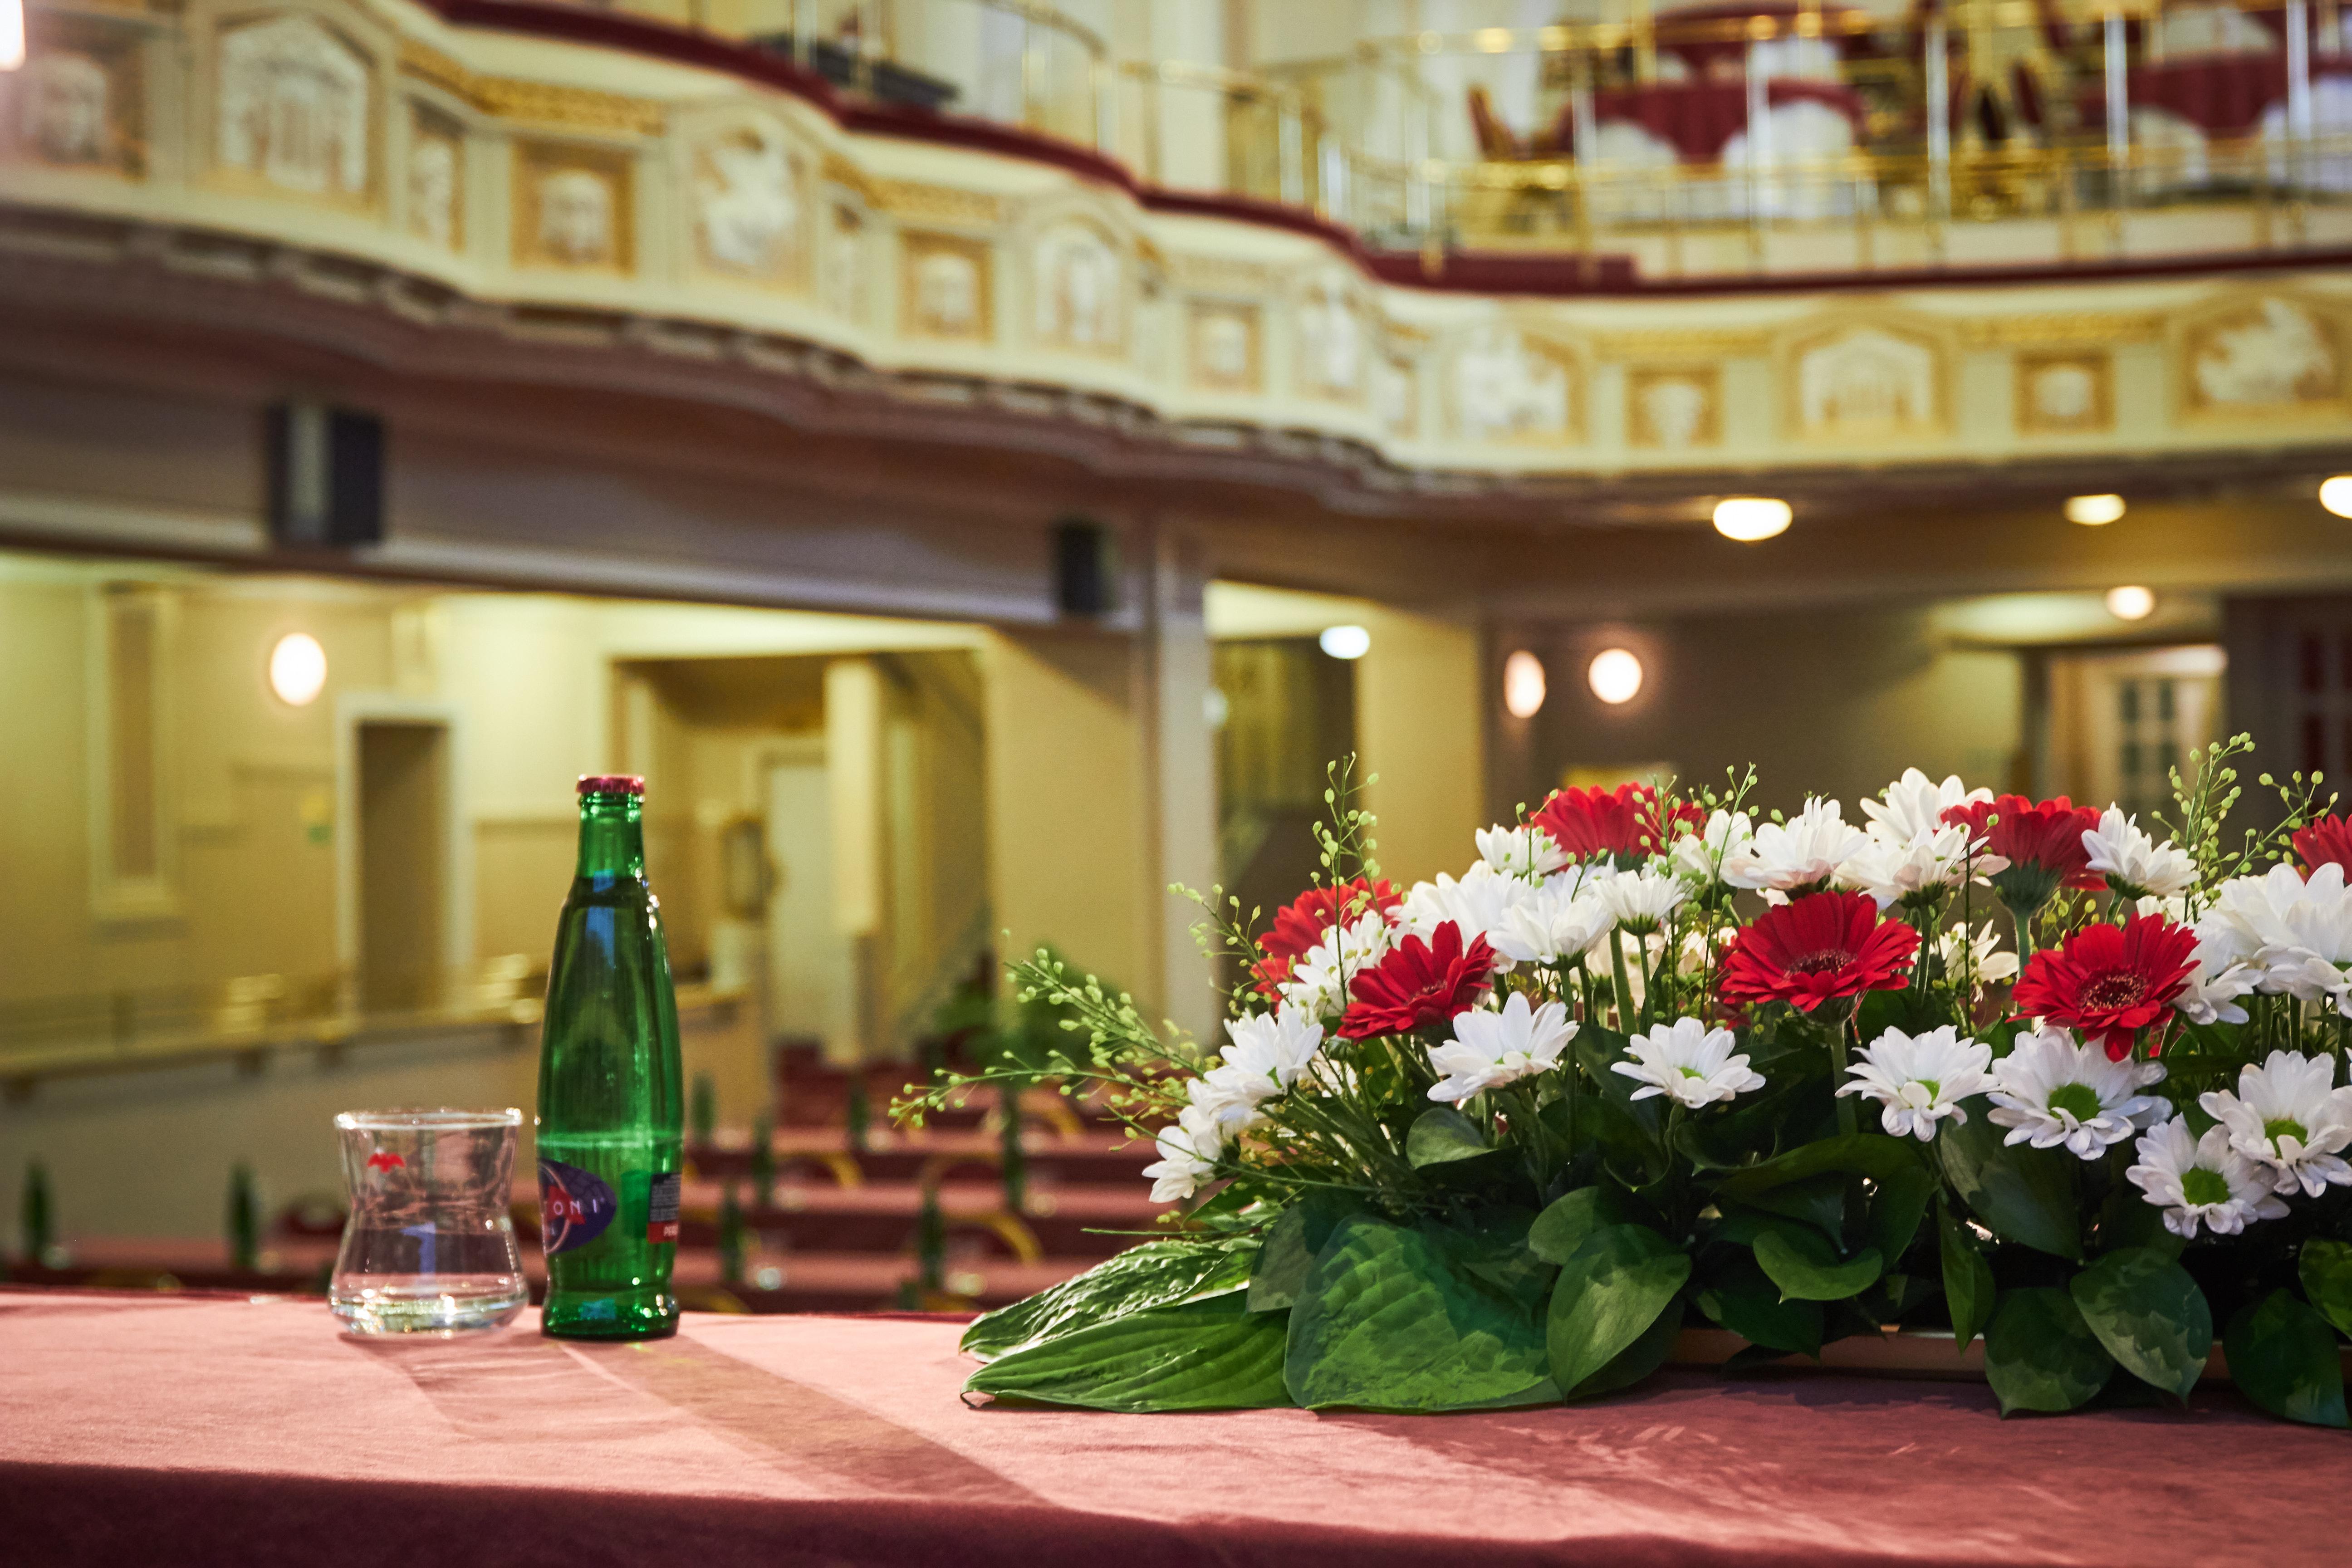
[646,1171,682,1245]
[538,1159,617,1256]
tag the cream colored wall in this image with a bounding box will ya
[1355,606,1489,886]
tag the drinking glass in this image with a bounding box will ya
[331,1108,529,1334]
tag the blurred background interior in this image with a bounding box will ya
[2,0,2350,1310]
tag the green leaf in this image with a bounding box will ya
[1938,1203,1996,1352]
[1247,1192,1359,1313]
[1739,1172,1847,1236]
[2226,1290,2350,1428]
[961,1239,1255,1361]
[1569,1291,1686,1400]
[1937,1103,2083,1261]
[2299,1239,2352,1339]
[1406,1105,1492,1168]
[1713,1132,1924,1200]
[1753,1229,1884,1303]
[2069,1247,2212,1402]
[1547,1223,1691,1396]
[1284,1213,1554,1412]
[964,1294,1290,1411]
[1695,1251,1824,1357]
[1529,1186,1632,1266]
[1867,1162,1937,1267]
[1984,1287,2113,1415]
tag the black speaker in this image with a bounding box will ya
[1054,519,1117,617]
[267,402,385,548]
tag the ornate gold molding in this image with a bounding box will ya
[1958,312,2168,348]
[871,177,1001,226]
[1172,254,1276,296]
[1590,327,1772,360]
[397,40,664,137]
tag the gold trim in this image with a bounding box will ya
[1592,327,1771,360]
[1960,313,2167,348]
[872,178,1001,226]
[1626,365,1722,450]
[1172,255,1276,295]
[2014,350,2113,435]
[512,140,635,274]
[397,39,664,137]
[819,151,879,205]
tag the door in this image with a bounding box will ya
[765,758,854,1060]
[357,721,448,1013]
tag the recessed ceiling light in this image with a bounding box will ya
[1318,624,1371,660]
[1503,651,1547,719]
[269,632,328,706]
[2322,476,2352,519]
[1712,497,1792,543]
[1588,647,1643,705]
[2065,494,2126,526]
[2105,586,2156,622]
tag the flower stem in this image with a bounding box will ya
[1610,931,1636,1032]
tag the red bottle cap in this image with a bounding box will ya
[577,774,646,796]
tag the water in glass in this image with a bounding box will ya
[331,1107,529,1334]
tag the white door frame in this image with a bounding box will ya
[335,694,474,1010]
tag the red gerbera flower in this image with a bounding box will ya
[2294,815,2352,879]
[1940,794,2103,914]
[1529,783,1704,865]
[1250,878,1402,996]
[2010,913,2199,1061]
[1719,891,1920,1016]
[1339,921,1494,1039]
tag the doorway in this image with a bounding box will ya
[765,751,855,1061]
[356,721,449,1013]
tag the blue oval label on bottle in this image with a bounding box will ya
[538,1159,617,1256]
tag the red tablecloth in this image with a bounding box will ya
[1563,79,1868,162]
[2081,52,2352,136]
[6,1288,2351,1567]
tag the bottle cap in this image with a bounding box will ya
[577,774,646,796]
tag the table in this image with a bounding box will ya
[6,1288,2349,1568]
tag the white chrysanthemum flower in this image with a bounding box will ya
[2200,864,2352,1014]
[1426,991,1579,1104]
[1838,1025,1993,1141]
[1140,1102,1225,1203]
[1398,863,1531,967]
[1488,875,1615,966]
[1985,1026,2170,1159]
[1936,919,2019,995]
[1182,1071,1265,1141]
[1611,1017,1767,1109]
[1860,768,1992,844]
[1597,867,1687,935]
[1475,824,1570,880]
[1666,809,1754,886]
[2081,807,2197,899]
[1838,822,2006,910]
[2133,895,2257,1024]
[2126,1115,2290,1239]
[1208,1009,1325,1107]
[1278,911,1392,1019]
[1721,797,1870,893]
[2200,1050,2352,1198]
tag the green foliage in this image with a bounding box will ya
[965,1294,1291,1412]
[2297,1238,2352,1338]
[1753,1229,1884,1303]
[1695,1251,1824,1357]
[2068,1248,2212,1402]
[960,1240,1257,1362]
[2225,1291,2350,1429]
[1285,1212,1556,1411]
[1406,1106,1492,1168]
[1546,1224,1691,1398]
[1936,1107,2083,1260]
[1528,1186,1633,1266]
[1984,1288,2114,1415]
[1938,1203,1997,1352]
[1247,1191,1362,1312]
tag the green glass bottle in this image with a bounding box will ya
[536,775,684,1340]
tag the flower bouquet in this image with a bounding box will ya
[899,743,2352,1426]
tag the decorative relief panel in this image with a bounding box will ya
[1788,323,1944,440]
[1371,348,1417,439]
[216,14,372,205]
[1627,367,1721,450]
[1033,218,1120,353]
[824,203,867,323]
[513,142,632,271]
[1453,323,1579,444]
[7,18,142,176]
[901,230,990,341]
[2015,350,2111,434]
[1189,300,1260,392]
[2181,298,2343,415]
[1294,274,1365,403]
[405,104,461,250]
[693,114,804,286]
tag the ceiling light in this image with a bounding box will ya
[0,0,21,72]
[1588,647,1643,705]
[2064,494,2126,526]
[1502,651,1547,719]
[2322,476,2352,519]
[1712,497,1791,543]
[269,632,328,706]
[1318,624,1371,660]
[2104,586,2155,622]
